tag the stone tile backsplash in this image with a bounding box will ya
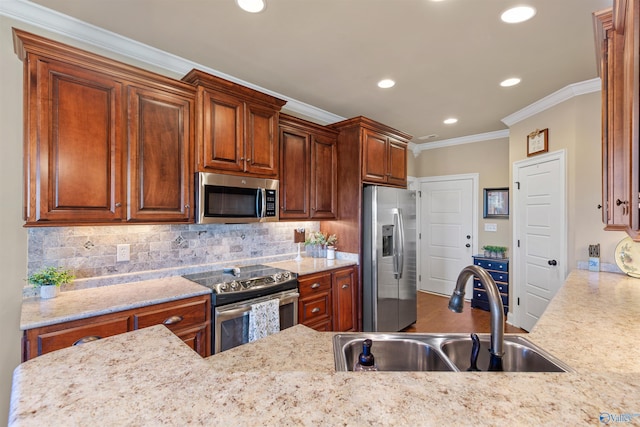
[26,221,321,296]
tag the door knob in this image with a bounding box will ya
[465,244,471,248]
[466,235,471,239]
[548,260,557,266]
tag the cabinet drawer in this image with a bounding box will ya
[134,297,208,333]
[474,258,508,272]
[34,315,132,357]
[472,289,508,306]
[299,295,331,324]
[298,273,332,296]
[474,279,508,294]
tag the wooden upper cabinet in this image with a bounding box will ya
[199,89,244,172]
[127,85,194,222]
[182,69,286,178]
[13,29,195,226]
[362,130,388,183]
[280,124,310,218]
[332,116,411,189]
[595,1,640,239]
[20,53,125,225]
[279,114,337,220]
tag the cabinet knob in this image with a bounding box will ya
[310,283,321,289]
[342,284,349,289]
[115,202,122,208]
[311,307,320,313]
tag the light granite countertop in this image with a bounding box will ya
[20,276,212,330]
[265,257,357,276]
[9,270,640,426]
[21,257,356,330]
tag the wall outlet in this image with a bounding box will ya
[484,223,498,232]
[116,244,130,262]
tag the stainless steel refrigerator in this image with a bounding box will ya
[362,185,417,332]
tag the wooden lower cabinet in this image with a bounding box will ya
[332,267,358,332]
[23,295,211,361]
[298,266,358,332]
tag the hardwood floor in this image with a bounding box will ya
[402,291,525,334]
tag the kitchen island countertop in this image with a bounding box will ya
[9,270,640,426]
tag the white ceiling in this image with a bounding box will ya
[28,0,612,144]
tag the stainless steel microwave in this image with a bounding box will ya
[195,172,279,224]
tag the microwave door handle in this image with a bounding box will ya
[256,188,266,218]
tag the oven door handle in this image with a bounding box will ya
[215,292,300,319]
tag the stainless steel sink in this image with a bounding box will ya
[333,333,573,373]
[333,334,456,371]
[439,334,574,372]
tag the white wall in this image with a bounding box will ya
[0,16,29,423]
[508,92,627,269]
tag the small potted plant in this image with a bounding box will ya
[28,266,74,299]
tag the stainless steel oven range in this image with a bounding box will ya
[183,265,298,354]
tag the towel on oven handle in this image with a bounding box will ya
[248,299,280,342]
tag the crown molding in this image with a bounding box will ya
[0,0,344,126]
[501,78,601,127]
[411,129,510,156]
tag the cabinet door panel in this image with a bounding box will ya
[27,58,124,223]
[387,138,408,187]
[200,90,244,172]
[332,267,357,332]
[362,130,388,183]
[127,86,193,222]
[279,127,310,218]
[246,104,279,177]
[310,134,338,219]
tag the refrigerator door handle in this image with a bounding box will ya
[393,208,405,279]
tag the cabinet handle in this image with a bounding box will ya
[73,336,101,346]
[163,315,183,325]
[246,158,251,162]
[342,284,349,289]
[311,307,320,313]
[310,283,321,289]
[115,202,122,208]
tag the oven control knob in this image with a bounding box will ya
[230,281,239,290]
[274,273,282,282]
[219,283,229,292]
[282,272,291,280]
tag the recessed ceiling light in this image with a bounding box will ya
[443,118,458,125]
[500,77,521,87]
[236,0,266,13]
[501,6,536,23]
[377,79,396,89]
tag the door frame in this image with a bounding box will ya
[511,149,567,328]
[416,173,479,294]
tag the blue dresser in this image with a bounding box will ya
[471,255,509,315]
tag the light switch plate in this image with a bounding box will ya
[484,223,498,232]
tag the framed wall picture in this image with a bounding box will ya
[527,128,548,156]
[483,187,509,218]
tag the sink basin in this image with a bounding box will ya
[333,334,456,371]
[439,334,573,372]
[333,333,573,373]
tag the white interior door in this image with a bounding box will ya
[513,151,566,332]
[418,175,477,297]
